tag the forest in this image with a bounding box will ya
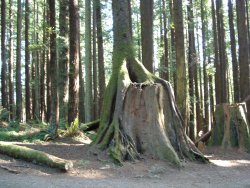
[0,0,250,187]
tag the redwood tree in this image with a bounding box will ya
[68,0,79,124]
[48,0,58,135]
[16,0,23,121]
[1,0,7,109]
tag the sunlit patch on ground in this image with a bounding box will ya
[209,159,250,167]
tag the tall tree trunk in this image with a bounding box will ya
[48,0,58,135]
[140,0,154,73]
[173,0,187,127]
[169,0,176,93]
[16,0,23,121]
[211,0,220,105]
[40,0,47,121]
[84,0,93,122]
[216,0,228,103]
[236,0,250,122]
[35,3,41,120]
[46,2,51,122]
[93,4,98,119]
[1,0,7,109]
[58,0,69,123]
[68,0,80,124]
[25,0,31,121]
[201,0,209,133]
[187,0,196,140]
[228,0,239,103]
[95,0,105,115]
[8,0,14,119]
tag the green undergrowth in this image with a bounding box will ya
[0,124,95,143]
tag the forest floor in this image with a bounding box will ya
[0,137,250,188]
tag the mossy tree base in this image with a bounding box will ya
[209,103,250,152]
[92,59,207,166]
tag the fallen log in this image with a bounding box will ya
[0,142,73,171]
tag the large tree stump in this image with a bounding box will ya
[92,59,207,166]
[209,103,250,151]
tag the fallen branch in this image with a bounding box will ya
[0,142,73,171]
[195,130,212,145]
[0,165,20,174]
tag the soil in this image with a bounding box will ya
[0,138,250,188]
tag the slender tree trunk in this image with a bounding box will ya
[58,0,69,123]
[35,3,40,120]
[68,0,80,124]
[173,0,188,127]
[8,0,14,119]
[1,0,7,109]
[201,0,209,133]
[40,0,47,121]
[211,0,220,105]
[46,3,51,122]
[48,0,58,135]
[228,0,239,103]
[140,0,154,73]
[95,0,106,115]
[25,0,31,121]
[16,0,23,121]
[84,0,93,122]
[93,4,98,119]
[236,0,250,122]
[169,0,176,93]
[187,0,196,140]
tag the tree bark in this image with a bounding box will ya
[140,0,154,73]
[25,0,31,121]
[16,0,23,121]
[68,0,80,125]
[0,142,73,171]
[8,0,14,119]
[173,0,188,128]
[1,0,7,109]
[95,0,106,115]
[187,0,196,140]
[59,0,69,123]
[48,0,58,135]
[85,0,93,122]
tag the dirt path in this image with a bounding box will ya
[0,141,250,188]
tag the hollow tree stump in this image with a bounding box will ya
[209,103,250,152]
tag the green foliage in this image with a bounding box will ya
[64,118,80,137]
[0,107,9,122]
